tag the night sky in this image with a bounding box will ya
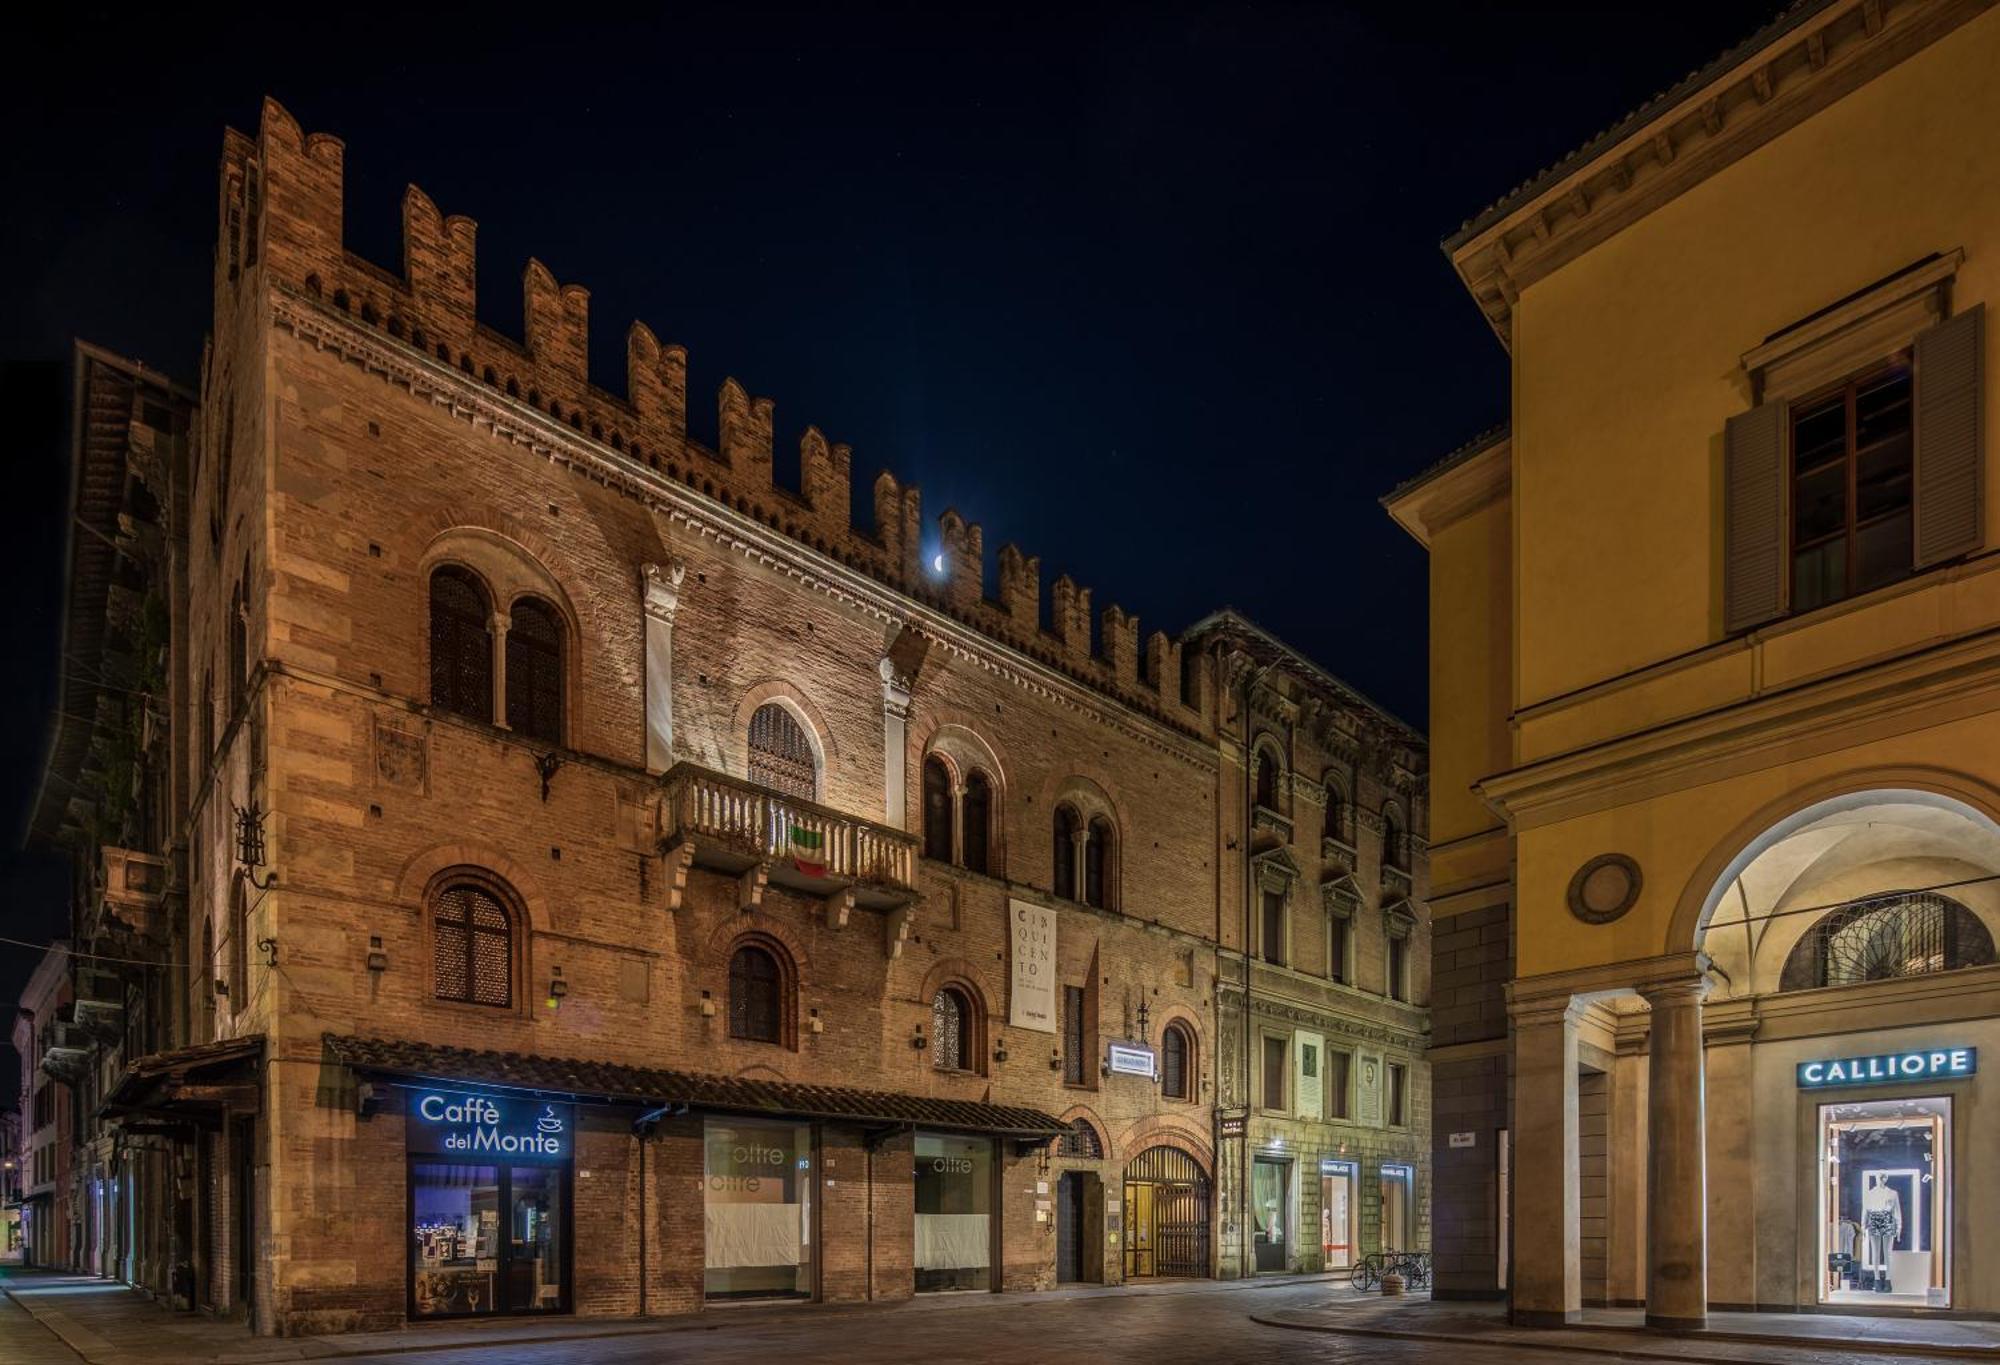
[3,1,1772,1095]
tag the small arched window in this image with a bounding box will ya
[1382,808,1405,870]
[1054,804,1081,900]
[1255,746,1280,809]
[1161,1022,1193,1100]
[1056,1118,1103,1159]
[748,702,816,801]
[432,883,513,1008]
[505,596,565,744]
[429,567,493,722]
[1085,815,1114,909]
[962,771,993,876]
[1780,892,1996,991]
[1324,775,1349,845]
[931,987,973,1071]
[923,755,954,863]
[729,944,784,1043]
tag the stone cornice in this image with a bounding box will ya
[1382,430,1511,547]
[270,290,1219,776]
[1447,0,1987,351]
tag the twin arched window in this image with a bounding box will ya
[1161,1021,1195,1101]
[931,987,974,1071]
[433,882,514,1008]
[922,756,996,875]
[748,702,817,801]
[1053,803,1116,909]
[729,942,787,1043]
[428,566,565,744]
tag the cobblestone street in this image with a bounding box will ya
[6,1270,1996,1365]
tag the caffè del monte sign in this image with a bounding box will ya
[412,1090,572,1158]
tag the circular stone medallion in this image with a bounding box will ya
[1567,853,1642,925]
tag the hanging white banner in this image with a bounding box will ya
[1009,898,1057,1033]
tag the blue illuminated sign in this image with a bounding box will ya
[1796,1047,1976,1089]
[409,1090,572,1159]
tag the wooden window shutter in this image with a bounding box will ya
[1723,400,1788,633]
[1914,303,1985,569]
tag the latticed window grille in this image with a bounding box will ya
[962,771,992,876]
[429,567,493,722]
[1781,891,1995,992]
[729,944,783,1043]
[923,756,954,863]
[1062,984,1087,1086]
[1161,1023,1191,1100]
[1057,1119,1102,1159]
[1086,816,1113,909]
[505,597,564,743]
[433,885,512,1007]
[1053,805,1080,900]
[748,703,816,800]
[931,989,969,1070]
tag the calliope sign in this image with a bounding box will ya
[1795,1047,1976,1089]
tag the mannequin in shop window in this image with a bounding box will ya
[1863,1180,1903,1290]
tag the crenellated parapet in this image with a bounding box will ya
[221,96,1210,733]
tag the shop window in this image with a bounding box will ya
[914,1133,993,1292]
[1062,984,1088,1087]
[704,1119,812,1301]
[1380,1164,1414,1252]
[1387,1062,1408,1127]
[504,597,564,744]
[410,1109,568,1319]
[1161,1022,1193,1101]
[1085,816,1114,909]
[1819,1095,1950,1305]
[1780,892,1994,992]
[931,987,973,1072]
[961,770,992,876]
[1053,804,1080,900]
[432,884,513,1008]
[1261,891,1286,967]
[429,567,493,723]
[1261,1035,1287,1112]
[922,756,953,863]
[1251,1156,1290,1272]
[728,944,786,1044]
[747,702,816,801]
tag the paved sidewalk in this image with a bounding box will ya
[1253,1295,2000,1362]
[0,1265,1350,1365]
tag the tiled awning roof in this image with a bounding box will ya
[103,1034,265,1114]
[322,1034,1071,1140]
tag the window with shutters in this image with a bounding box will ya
[1062,984,1089,1086]
[728,943,787,1044]
[1161,1022,1193,1100]
[922,756,954,863]
[505,596,564,744]
[931,988,973,1071]
[429,567,493,723]
[1054,805,1081,900]
[747,703,817,801]
[1261,1034,1287,1112]
[432,882,513,1008]
[1791,363,1915,613]
[962,770,992,876]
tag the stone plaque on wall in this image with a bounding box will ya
[373,718,428,792]
[1354,1049,1383,1127]
[1294,1029,1325,1121]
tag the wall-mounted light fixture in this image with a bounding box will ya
[546,967,568,1011]
[911,1024,928,1051]
[232,800,278,891]
[699,990,716,1018]
[1136,999,1151,1036]
[366,936,388,973]
[808,1007,824,1035]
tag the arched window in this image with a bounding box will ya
[505,596,564,744]
[729,944,784,1043]
[962,770,993,876]
[1085,815,1114,909]
[432,883,513,1008]
[1255,745,1281,809]
[1780,892,1995,992]
[1056,1118,1102,1159]
[1324,775,1349,845]
[931,987,973,1071]
[429,566,493,722]
[1054,804,1081,900]
[1161,1022,1193,1100]
[1382,807,1405,870]
[227,574,249,718]
[748,702,816,801]
[923,755,954,863]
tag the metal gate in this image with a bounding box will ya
[1123,1146,1211,1279]
[1056,1172,1086,1283]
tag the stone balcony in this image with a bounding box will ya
[657,762,922,951]
[94,845,170,942]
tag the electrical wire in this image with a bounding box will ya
[0,934,185,971]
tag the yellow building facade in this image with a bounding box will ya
[1389,0,1999,1328]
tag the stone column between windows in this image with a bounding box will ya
[488,611,511,729]
[950,779,965,866]
[1506,989,1583,1326]
[1638,974,1709,1331]
[641,560,687,772]
[879,658,912,829]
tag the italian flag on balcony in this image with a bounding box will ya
[787,823,827,878]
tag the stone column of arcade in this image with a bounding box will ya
[1505,991,1583,1325]
[1638,975,1709,1330]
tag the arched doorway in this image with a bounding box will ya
[1122,1146,1211,1279]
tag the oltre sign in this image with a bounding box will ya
[1795,1047,1976,1089]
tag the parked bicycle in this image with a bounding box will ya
[1348,1249,1431,1292]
